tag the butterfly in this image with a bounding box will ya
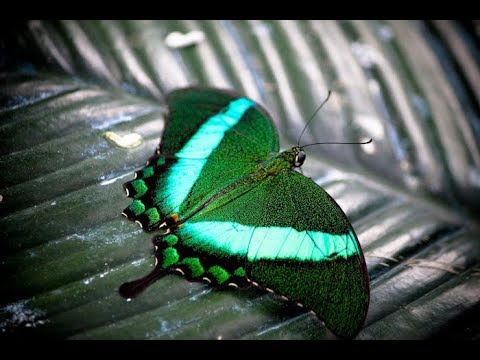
[119,87,370,339]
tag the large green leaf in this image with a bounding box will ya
[1,20,479,339]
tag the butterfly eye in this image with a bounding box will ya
[294,150,306,167]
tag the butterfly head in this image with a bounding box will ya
[292,146,306,168]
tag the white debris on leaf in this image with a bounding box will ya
[103,131,143,149]
[165,31,205,49]
[0,300,48,331]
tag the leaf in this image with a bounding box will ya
[1,20,479,339]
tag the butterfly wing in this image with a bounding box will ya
[120,87,369,338]
[122,87,279,230]
[176,169,369,339]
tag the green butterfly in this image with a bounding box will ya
[120,87,370,339]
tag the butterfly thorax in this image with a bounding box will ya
[252,146,304,180]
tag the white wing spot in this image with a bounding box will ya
[174,268,185,275]
[135,220,143,228]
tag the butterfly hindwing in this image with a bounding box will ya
[151,233,249,287]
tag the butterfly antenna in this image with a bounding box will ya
[296,90,332,147]
[302,138,372,148]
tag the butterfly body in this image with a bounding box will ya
[120,87,369,339]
